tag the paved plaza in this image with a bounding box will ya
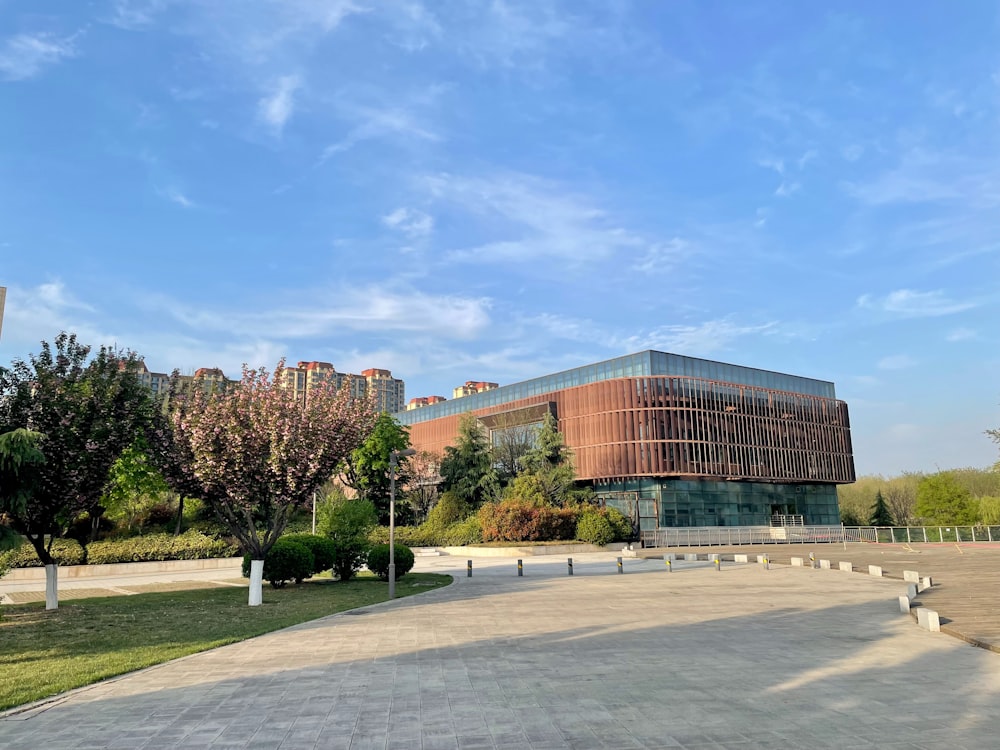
[3,553,1000,749]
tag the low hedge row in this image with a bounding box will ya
[0,531,238,568]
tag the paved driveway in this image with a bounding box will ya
[2,554,998,749]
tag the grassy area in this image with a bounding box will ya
[0,572,451,711]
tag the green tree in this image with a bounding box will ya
[0,428,46,553]
[915,472,979,526]
[511,413,584,507]
[339,412,411,525]
[979,496,1000,525]
[0,334,157,609]
[868,489,894,526]
[101,438,170,535]
[439,414,498,508]
[317,495,378,581]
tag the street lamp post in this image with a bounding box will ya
[388,448,416,599]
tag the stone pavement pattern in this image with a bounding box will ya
[3,555,1000,749]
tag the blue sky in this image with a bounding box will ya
[1,1,998,477]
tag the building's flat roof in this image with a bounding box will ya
[396,350,837,425]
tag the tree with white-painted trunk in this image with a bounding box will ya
[165,361,375,606]
[0,334,157,610]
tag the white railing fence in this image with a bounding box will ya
[640,525,1000,547]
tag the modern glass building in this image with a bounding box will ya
[396,350,854,530]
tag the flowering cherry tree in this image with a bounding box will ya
[167,361,376,605]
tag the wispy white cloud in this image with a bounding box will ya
[757,157,785,175]
[0,282,112,351]
[257,75,301,135]
[774,181,801,197]
[159,187,195,208]
[617,318,779,356]
[109,0,172,29]
[877,354,916,370]
[857,289,976,318]
[946,327,976,342]
[156,285,492,341]
[382,207,434,238]
[797,150,818,169]
[842,144,864,162]
[426,171,668,267]
[632,238,689,273]
[0,32,78,81]
[320,100,441,160]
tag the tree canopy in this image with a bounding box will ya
[915,472,979,526]
[339,412,411,525]
[868,489,894,526]
[439,414,498,508]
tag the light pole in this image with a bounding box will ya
[388,447,416,599]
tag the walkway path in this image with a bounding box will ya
[3,553,999,749]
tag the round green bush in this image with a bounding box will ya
[242,539,314,588]
[576,511,614,546]
[605,507,634,541]
[281,533,337,575]
[366,543,415,581]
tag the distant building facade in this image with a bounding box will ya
[407,395,448,411]
[361,368,406,414]
[452,380,499,399]
[396,350,854,530]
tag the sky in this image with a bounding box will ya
[1,1,999,478]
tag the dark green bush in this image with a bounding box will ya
[282,533,337,575]
[242,538,314,588]
[605,507,634,541]
[366,543,415,581]
[576,511,614,545]
[0,539,86,568]
[86,531,239,564]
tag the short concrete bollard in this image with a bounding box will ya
[916,607,941,632]
[868,565,883,577]
[903,570,920,583]
[839,561,853,572]
[820,559,831,570]
[756,554,766,564]
[517,559,523,577]
[921,576,933,591]
[898,595,911,613]
[684,553,698,561]
[906,583,918,600]
[664,553,676,562]
[734,554,749,563]
[791,557,805,567]
[568,558,573,576]
[617,557,623,574]
[467,560,472,577]
[709,553,720,562]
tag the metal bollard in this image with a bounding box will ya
[763,556,769,570]
[617,556,623,574]
[467,560,472,577]
[714,558,721,572]
[517,559,523,577]
[666,559,672,573]
[568,557,574,576]
[809,552,816,569]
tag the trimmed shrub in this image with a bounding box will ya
[605,507,633,541]
[0,539,86,568]
[576,511,614,545]
[86,531,239,564]
[442,516,483,546]
[282,533,337,575]
[242,538,314,589]
[536,506,579,541]
[479,500,579,542]
[366,543,415,581]
[425,491,469,530]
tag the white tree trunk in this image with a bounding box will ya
[45,564,58,610]
[248,559,264,606]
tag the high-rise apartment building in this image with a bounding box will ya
[362,368,406,414]
[452,380,498,399]
[407,395,447,411]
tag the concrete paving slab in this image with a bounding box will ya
[3,553,1000,747]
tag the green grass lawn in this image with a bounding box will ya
[0,572,451,712]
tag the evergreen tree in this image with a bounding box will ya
[868,489,894,526]
[439,414,498,508]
